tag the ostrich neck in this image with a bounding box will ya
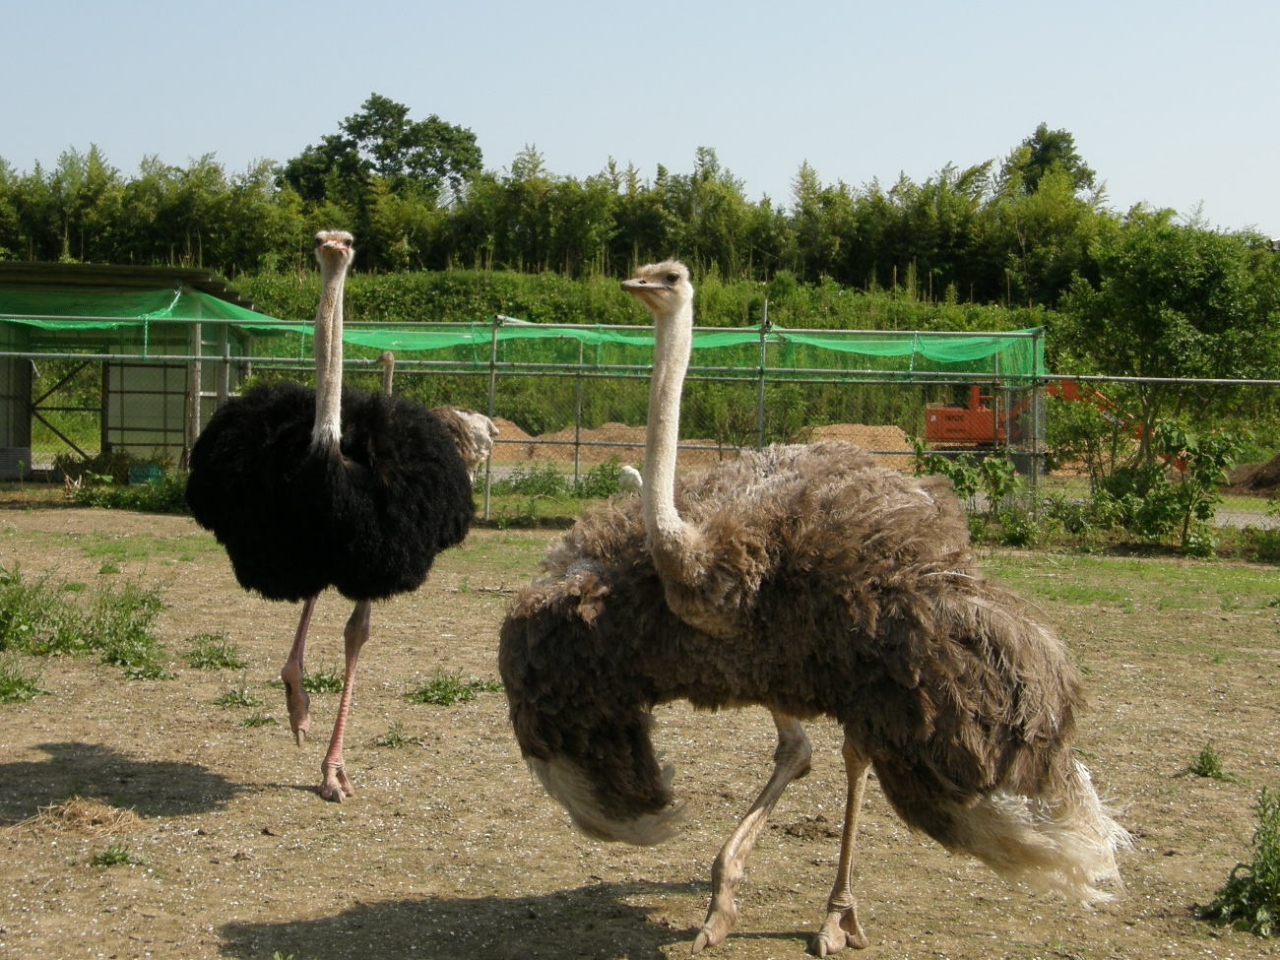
[311,264,347,450]
[642,301,696,561]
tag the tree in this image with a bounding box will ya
[1001,123,1097,197]
[1059,208,1280,462]
[280,94,482,210]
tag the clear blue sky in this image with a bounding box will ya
[5,0,1277,238]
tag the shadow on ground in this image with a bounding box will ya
[0,740,245,821]
[218,880,814,960]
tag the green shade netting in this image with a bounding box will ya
[0,285,289,331]
[0,288,1045,379]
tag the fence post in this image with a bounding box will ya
[573,338,584,485]
[184,322,201,470]
[483,316,501,522]
[756,300,770,449]
[1029,327,1045,506]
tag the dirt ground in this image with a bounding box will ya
[1,504,1279,960]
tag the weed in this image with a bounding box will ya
[91,844,141,867]
[303,668,343,694]
[240,713,277,728]
[185,635,247,670]
[1183,743,1240,782]
[406,670,501,706]
[373,722,423,748]
[0,656,41,703]
[99,562,120,575]
[1201,788,1280,936]
[214,687,263,709]
[0,565,170,678]
[93,582,171,680]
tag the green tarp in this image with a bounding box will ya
[0,285,1045,378]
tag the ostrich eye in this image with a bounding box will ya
[666,273,680,284]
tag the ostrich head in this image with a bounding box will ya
[621,260,694,318]
[314,229,355,269]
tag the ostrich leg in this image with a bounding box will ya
[318,599,371,802]
[811,733,871,957]
[280,596,318,746]
[692,710,813,954]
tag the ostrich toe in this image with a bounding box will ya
[690,899,737,954]
[811,907,868,956]
[319,761,354,802]
[281,675,312,746]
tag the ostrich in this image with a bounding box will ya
[377,350,499,484]
[186,230,475,802]
[499,261,1127,954]
[618,464,643,495]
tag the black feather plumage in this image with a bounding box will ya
[186,380,474,603]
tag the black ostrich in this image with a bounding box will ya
[185,229,475,802]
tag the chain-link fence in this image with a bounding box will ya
[6,318,1279,529]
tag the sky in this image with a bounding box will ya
[4,0,1277,239]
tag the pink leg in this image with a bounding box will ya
[811,733,871,956]
[280,596,318,746]
[318,600,371,802]
[692,710,813,953]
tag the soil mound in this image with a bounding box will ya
[1227,452,1280,495]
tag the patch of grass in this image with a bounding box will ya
[98,562,120,575]
[0,564,170,679]
[1182,743,1241,782]
[213,686,263,709]
[1201,787,1280,936]
[0,655,41,703]
[302,668,343,694]
[90,844,141,867]
[70,472,190,514]
[240,712,277,728]
[185,634,247,670]
[373,722,423,748]
[93,582,171,680]
[406,670,502,707]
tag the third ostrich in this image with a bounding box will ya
[499,261,1127,954]
[187,231,475,802]
[377,350,499,484]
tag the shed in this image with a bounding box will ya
[0,263,291,479]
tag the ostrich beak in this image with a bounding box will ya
[622,276,672,293]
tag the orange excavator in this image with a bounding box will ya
[924,381,1118,448]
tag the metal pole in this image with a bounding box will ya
[756,300,770,449]
[573,339,584,485]
[184,322,201,470]
[482,316,501,522]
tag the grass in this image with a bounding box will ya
[373,722,424,748]
[1201,788,1280,936]
[406,670,502,707]
[1182,743,1241,782]
[0,564,170,679]
[0,655,41,703]
[240,712,277,728]
[185,634,248,670]
[90,844,142,867]
[213,686,263,709]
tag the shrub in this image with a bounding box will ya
[1201,788,1280,936]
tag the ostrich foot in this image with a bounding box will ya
[319,761,354,802]
[690,900,737,954]
[282,679,312,746]
[810,907,868,957]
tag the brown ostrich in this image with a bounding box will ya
[377,350,499,484]
[499,260,1127,955]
